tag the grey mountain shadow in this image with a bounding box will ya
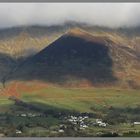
[8,29,117,85]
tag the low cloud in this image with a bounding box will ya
[0,3,140,28]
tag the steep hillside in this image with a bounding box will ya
[0,53,16,86]
[0,26,66,59]
[8,28,140,88]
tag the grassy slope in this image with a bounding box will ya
[0,81,140,113]
[0,82,140,136]
[0,84,140,115]
[0,96,13,112]
[15,84,140,113]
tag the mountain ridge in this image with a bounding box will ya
[6,28,140,88]
[0,25,139,88]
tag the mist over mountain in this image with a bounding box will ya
[1,3,140,28]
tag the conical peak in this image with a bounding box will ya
[65,27,107,45]
[66,27,90,36]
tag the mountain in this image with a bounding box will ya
[0,23,140,88]
[8,28,140,88]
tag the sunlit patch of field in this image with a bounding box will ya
[0,81,140,113]
[0,81,50,98]
[0,96,14,112]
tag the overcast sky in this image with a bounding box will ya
[0,3,140,28]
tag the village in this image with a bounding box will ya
[0,96,139,136]
[14,113,108,135]
[12,112,140,136]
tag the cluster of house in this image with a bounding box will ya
[66,116,107,129]
[66,115,89,129]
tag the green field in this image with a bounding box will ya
[19,87,140,113]
[0,86,140,137]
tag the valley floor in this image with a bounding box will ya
[0,81,140,137]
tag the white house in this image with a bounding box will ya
[16,130,22,134]
[96,119,107,127]
[134,122,140,125]
[84,116,89,119]
[58,129,64,133]
[82,125,88,128]
[96,119,102,124]
[21,114,26,117]
[99,122,107,127]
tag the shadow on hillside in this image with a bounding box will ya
[10,100,95,118]
[9,34,117,85]
[0,52,17,84]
